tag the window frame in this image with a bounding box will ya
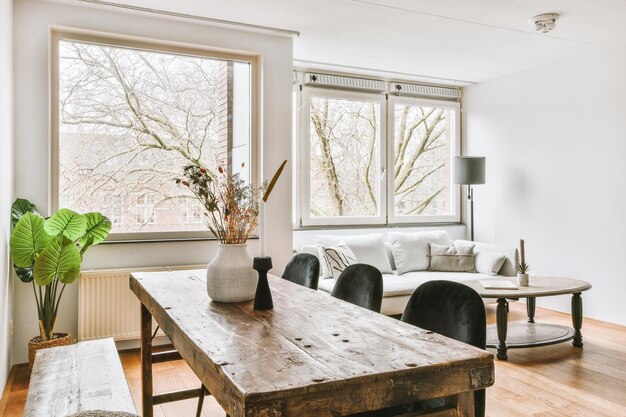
[386,95,461,225]
[300,87,387,226]
[50,28,260,242]
[296,84,461,228]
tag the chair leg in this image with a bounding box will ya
[196,384,207,417]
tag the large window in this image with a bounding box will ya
[298,83,459,226]
[303,90,385,224]
[53,32,255,239]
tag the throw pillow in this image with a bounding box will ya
[323,244,357,280]
[454,241,506,276]
[428,243,476,272]
[315,234,392,274]
[475,252,506,275]
[388,230,452,274]
[316,242,334,279]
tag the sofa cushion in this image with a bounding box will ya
[316,234,393,275]
[428,244,476,272]
[322,244,357,280]
[319,273,420,297]
[401,271,495,283]
[455,240,518,277]
[319,271,500,315]
[388,230,452,274]
[320,271,498,297]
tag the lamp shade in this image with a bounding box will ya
[454,156,485,185]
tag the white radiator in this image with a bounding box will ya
[78,265,204,341]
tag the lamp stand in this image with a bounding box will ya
[468,185,475,241]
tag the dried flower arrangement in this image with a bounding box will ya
[177,161,287,244]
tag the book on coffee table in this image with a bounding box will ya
[480,280,518,290]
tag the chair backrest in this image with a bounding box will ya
[282,253,320,290]
[331,264,383,313]
[401,280,486,417]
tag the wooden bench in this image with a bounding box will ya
[23,338,137,417]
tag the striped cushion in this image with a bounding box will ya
[323,244,357,280]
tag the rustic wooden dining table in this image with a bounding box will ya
[130,269,494,417]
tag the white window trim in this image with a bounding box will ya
[300,87,387,226]
[296,87,461,228]
[292,86,302,229]
[387,96,461,224]
[50,27,260,242]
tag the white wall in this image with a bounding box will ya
[12,0,293,364]
[0,0,14,394]
[464,43,626,326]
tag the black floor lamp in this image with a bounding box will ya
[454,156,486,241]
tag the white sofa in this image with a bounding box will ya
[300,239,518,316]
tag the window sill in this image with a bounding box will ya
[101,236,259,244]
[293,222,462,232]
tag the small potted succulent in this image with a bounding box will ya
[9,198,111,368]
[516,239,530,287]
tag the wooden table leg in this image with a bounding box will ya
[572,292,583,347]
[456,391,475,417]
[526,297,536,323]
[141,303,154,417]
[496,298,509,360]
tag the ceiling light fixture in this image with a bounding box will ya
[533,13,560,33]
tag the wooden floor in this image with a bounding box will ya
[2,303,625,417]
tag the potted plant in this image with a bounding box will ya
[9,198,111,368]
[177,161,286,302]
[517,239,530,287]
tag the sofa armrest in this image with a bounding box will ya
[455,240,519,277]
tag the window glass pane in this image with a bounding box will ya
[58,40,251,234]
[309,96,380,218]
[393,103,453,216]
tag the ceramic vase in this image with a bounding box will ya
[517,273,529,287]
[206,243,258,302]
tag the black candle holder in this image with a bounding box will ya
[253,256,273,310]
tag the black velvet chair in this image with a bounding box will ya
[331,264,383,313]
[401,280,487,417]
[282,253,320,290]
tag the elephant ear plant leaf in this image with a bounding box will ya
[9,198,111,342]
[34,236,82,286]
[44,208,88,241]
[79,212,112,247]
[11,198,38,228]
[10,213,53,268]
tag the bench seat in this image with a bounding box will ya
[24,338,137,417]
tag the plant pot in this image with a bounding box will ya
[517,273,530,287]
[28,332,73,370]
[206,243,258,302]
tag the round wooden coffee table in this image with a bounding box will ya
[463,276,592,360]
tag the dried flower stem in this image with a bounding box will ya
[176,161,287,245]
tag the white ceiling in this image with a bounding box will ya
[78,0,626,85]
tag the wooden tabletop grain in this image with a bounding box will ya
[130,269,494,417]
